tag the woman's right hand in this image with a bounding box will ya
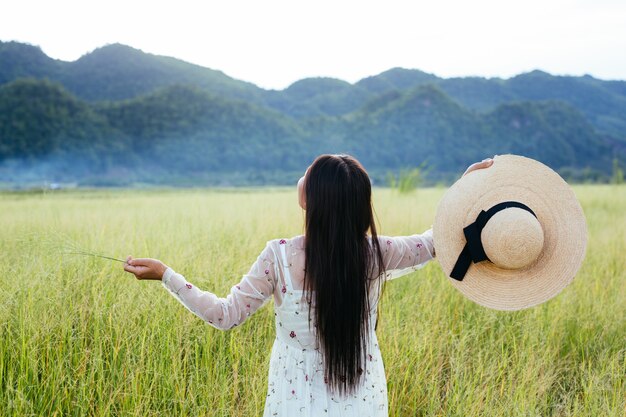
[462,157,494,177]
[123,256,168,281]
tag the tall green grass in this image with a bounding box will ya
[0,186,624,416]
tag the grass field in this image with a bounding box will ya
[0,186,624,416]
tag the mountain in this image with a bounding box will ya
[0,41,264,103]
[0,42,63,84]
[0,79,134,182]
[2,79,616,185]
[341,85,482,170]
[436,70,626,137]
[2,41,625,139]
[356,68,439,93]
[263,77,372,119]
[0,79,115,159]
[341,85,612,174]
[0,80,308,181]
[99,84,306,172]
[0,41,623,185]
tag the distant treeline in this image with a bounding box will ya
[0,41,624,186]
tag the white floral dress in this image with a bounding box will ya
[161,230,435,416]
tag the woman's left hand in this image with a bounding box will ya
[123,256,168,281]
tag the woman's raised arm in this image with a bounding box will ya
[378,229,436,280]
[378,157,495,280]
[123,242,277,330]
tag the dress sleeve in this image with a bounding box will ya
[160,242,276,330]
[379,228,436,281]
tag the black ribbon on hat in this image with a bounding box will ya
[450,201,537,281]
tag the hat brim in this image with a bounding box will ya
[433,154,587,311]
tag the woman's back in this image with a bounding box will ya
[270,232,435,308]
[270,235,385,349]
[265,235,383,416]
[263,231,434,416]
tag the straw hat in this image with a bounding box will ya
[433,154,587,310]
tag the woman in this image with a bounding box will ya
[123,154,493,416]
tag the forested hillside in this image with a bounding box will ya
[0,41,624,186]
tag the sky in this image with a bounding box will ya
[1,0,625,90]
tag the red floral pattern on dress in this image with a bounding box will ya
[289,331,296,338]
[279,239,286,244]
[185,283,192,289]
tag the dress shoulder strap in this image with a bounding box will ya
[278,240,294,291]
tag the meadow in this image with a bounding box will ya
[0,185,624,416]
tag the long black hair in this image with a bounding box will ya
[303,154,386,396]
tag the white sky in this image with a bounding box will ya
[1,0,625,90]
